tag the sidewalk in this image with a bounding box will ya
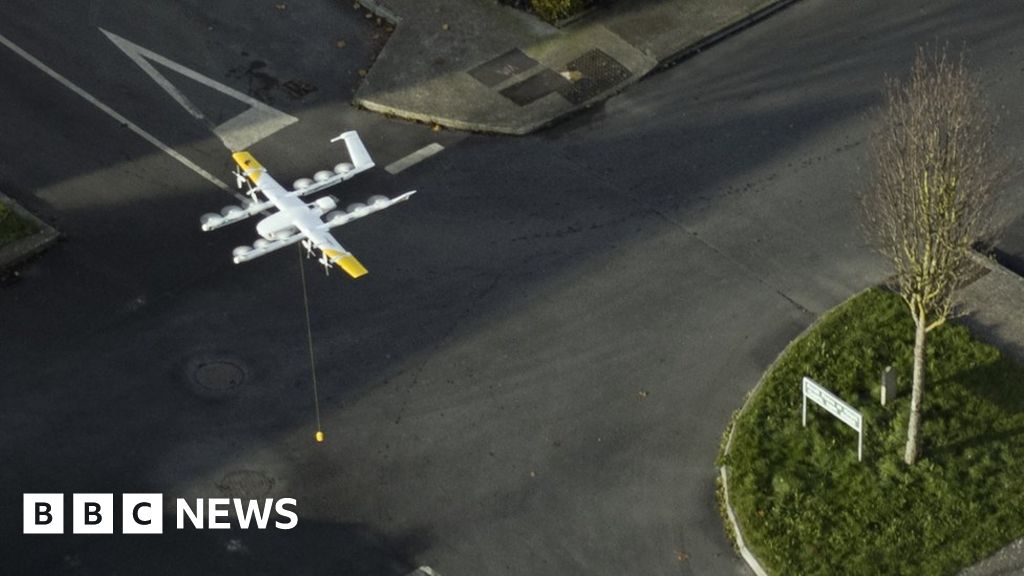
[957,253,1024,575]
[355,0,798,134]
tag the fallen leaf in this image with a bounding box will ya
[441,23,449,31]
[357,69,368,77]
[336,40,347,48]
[560,70,583,82]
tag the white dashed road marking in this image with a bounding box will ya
[385,143,445,175]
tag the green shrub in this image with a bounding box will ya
[530,0,589,23]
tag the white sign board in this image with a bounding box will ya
[802,377,863,461]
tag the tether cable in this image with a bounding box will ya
[298,245,324,443]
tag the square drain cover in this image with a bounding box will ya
[499,69,571,106]
[468,49,540,87]
[558,49,632,105]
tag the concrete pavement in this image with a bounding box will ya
[355,0,798,133]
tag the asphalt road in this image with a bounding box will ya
[1,1,1023,575]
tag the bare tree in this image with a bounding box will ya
[862,45,1004,465]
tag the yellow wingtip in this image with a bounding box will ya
[339,255,368,278]
[231,151,263,184]
[324,249,368,278]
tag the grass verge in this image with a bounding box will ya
[0,201,38,248]
[721,288,1024,575]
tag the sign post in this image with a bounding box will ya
[802,376,863,462]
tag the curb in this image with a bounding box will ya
[353,0,802,135]
[356,0,400,24]
[656,0,803,70]
[969,247,1024,288]
[716,288,872,576]
[0,191,59,271]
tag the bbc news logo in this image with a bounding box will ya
[24,493,298,534]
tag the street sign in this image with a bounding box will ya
[802,376,863,461]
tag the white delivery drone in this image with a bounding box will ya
[200,131,414,278]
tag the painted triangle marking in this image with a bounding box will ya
[101,28,297,151]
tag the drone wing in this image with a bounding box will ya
[319,191,416,232]
[230,231,306,264]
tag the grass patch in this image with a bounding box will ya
[0,200,38,247]
[722,288,1024,575]
[499,0,598,24]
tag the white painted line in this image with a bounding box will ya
[101,29,298,152]
[0,32,232,193]
[385,143,444,175]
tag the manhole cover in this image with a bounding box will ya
[217,470,275,499]
[185,356,247,398]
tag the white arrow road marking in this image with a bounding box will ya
[0,31,231,192]
[101,28,298,151]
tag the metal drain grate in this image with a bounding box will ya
[557,49,631,105]
[499,69,571,106]
[282,79,317,99]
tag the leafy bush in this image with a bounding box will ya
[530,0,590,23]
[723,289,1024,575]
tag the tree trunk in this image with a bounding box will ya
[904,315,927,465]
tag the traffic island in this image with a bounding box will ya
[718,288,1024,575]
[0,190,58,271]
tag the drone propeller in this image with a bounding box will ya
[245,185,261,203]
[301,239,316,259]
[299,237,315,258]
[318,254,332,276]
[233,167,247,190]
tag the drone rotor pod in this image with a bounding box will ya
[293,178,314,190]
[253,238,271,249]
[334,162,353,175]
[313,196,338,212]
[221,205,244,217]
[232,246,253,258]
[200,213,223,229]
[313,170,334,182]
[367,195,388,206]
[346,203,368,214]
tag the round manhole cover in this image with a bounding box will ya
[185,356,247,398]
[217,470,274,499]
